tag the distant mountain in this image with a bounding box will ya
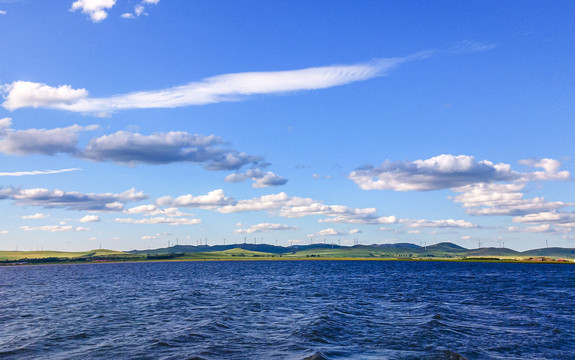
[522,247,575,258]
[130,243,292,254]
[129,242,575,259]
[465,247,521,257]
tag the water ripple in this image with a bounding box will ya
[0,261,574,359]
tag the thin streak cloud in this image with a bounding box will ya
[2,56,414,114]
[0,168,80,177]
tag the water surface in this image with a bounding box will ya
[1,261,574,359]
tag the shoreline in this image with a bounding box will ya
[2,256,574,267]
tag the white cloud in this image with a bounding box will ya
[519,158,570,181]
[81,130,262,169]
[22,213,49,220]
[79,215,100,223]
[0,118,98,156]
[512,211,575,224]
[70,0,116,23]
[0,122,268,175]
[307,228,365,237]
[161,190,397,225]
[114,217,201,226]
[401,218,478,229]
[453,183,569,216]
[2,57,408,114]
[225,169,288,188]
[0,168,81,177]
[234,223,298,234]
[350,154,518,191]
[0,10,6,15]
[124,205,194,217]
[122,0,159,19]
[19,225,88,232]
[507,224,554,233]
[158,189,235,209]
[308,228,343,237]
[1,187,147,211]
[407,230,421,234]
[318,214,397,225]
[2,81,88,110]
[141,233,167,240]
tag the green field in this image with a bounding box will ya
[0,249,133,261]
[1,243,574,265]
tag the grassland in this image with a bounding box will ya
[1,243,574,265]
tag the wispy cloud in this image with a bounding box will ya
[22,213,49,220]
[307,228,362,238]
[234,223,298,234]
[400,218,478,229]
[2,56,412,114]
[121,0,159,19]
[114,217,200,226]
[0,168,80,177]
[20,225,89,232]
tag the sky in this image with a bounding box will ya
[0,0,574,252]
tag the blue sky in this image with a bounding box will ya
[0,0,573,251]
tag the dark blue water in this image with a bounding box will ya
[1,261,574,359]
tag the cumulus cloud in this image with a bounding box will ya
[349,154,519,191]
[81,130,262,169]
[158,189,235,209]
[512,211,575,225]
[453,183,569,216]
[234,223,298,234]
[70,0,116,23]
[225,169,288,188]
[400,218,478,229]
[0,123,274,178]
[161,189,396,225]
[114,217,201,226]
[1,57,410,114]
[1,187,147,211]
[0,10,6,15]
[2,81,88,110]
[519,158,570,181]
[0,118,98,156]
[124,204,194,217]
[216,192,386,224]
[79,214,100,223]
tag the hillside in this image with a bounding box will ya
[3,242,575,263]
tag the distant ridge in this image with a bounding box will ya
[129,242,575,259]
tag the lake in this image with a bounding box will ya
[1,260,574,359]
